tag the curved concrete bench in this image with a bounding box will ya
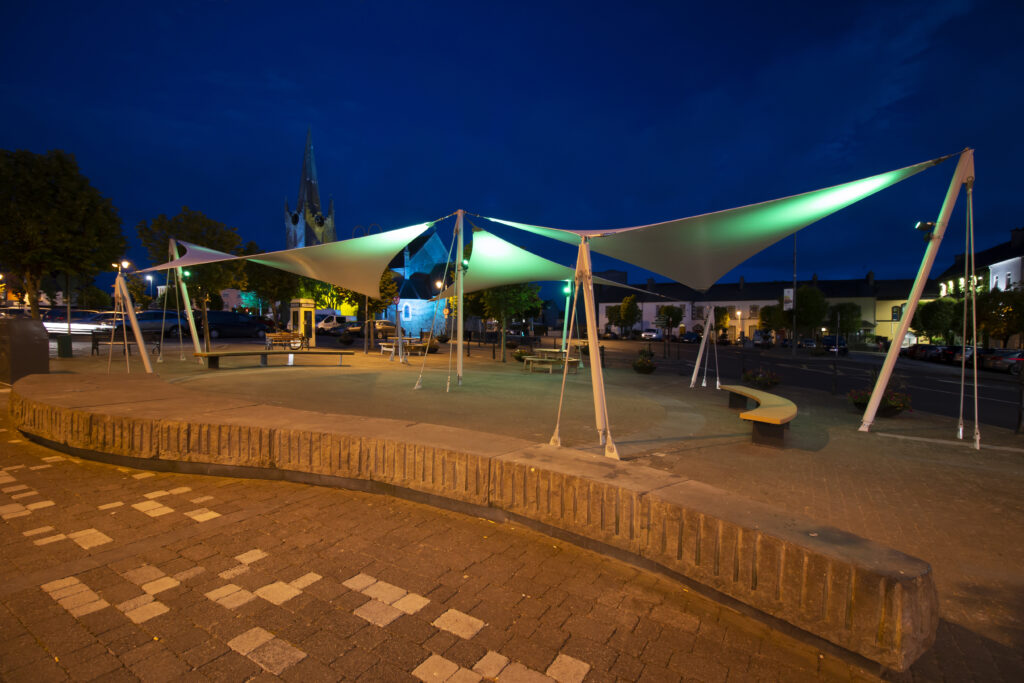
[8,373,937,671]
[719,384,797,447]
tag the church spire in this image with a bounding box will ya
[297,127,322,216]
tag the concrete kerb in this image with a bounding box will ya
[9,373,937,671]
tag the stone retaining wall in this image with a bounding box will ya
[9,374,937,671]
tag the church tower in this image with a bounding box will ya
[284,129,336,248]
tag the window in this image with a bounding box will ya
[993,274,1000,291]
[1007,272,1013,290]
[403,304,411,320]
[749,305,759,318]
[891,305,902,322]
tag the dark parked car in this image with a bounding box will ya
[113,310,192,337]
[983,348,1024,374]
[196,311,267,339]
[680,332,701,343]
[821,335,848,355]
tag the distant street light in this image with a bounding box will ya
[145,274,153,297]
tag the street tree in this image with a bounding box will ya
[0,149,125,318]
[713,306,731,339]
[605,304,622,335]
[759,304,787,334]
[827,302,863,338]
[137,207,245,308]
[619,295,641,336]
[910,298,957,344]
[658,304,683,337]
[791,285,827,338]
[467,283,542,362]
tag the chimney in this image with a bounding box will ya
[1011,227,1024,249]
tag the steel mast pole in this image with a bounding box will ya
[860,149,974,432]
[456,209,465,386]
[578,237,619,459]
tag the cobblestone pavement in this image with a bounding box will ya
[2,405,879,682]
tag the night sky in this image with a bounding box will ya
[2,0,1021,291]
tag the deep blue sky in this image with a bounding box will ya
[2,0,1021,288]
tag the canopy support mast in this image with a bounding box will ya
[577,237,619,459]
[860,149,975,433]
[170,239,203,363]
[456,209,465,386]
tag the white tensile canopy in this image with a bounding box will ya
[436,227,648,298]
[141,222,434,298]
[488,155,949,292]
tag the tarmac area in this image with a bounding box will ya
[2,335,1023,681]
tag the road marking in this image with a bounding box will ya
[876,432,1024,453]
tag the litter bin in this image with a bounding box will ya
[0,318,49,385]
[56,333,73,358]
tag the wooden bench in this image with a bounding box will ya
[265,332,309,350]
[91,330,162,356]
[523,355,580,374]
[719,384,797,447]
[195,349,354,369]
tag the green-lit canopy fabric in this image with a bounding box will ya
[141,222,433,298]
[436,228,649,299]
[489,155,950,291]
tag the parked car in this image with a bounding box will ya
[680,332,701,343]
[112,310,192,337]
[821,335,849,355]
[983,348,1024,374]
[195,311,267,339]
[798,338,816,348]
[41,309,105,334]
[640,328,663,341]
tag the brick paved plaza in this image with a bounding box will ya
[1,341,1022,681]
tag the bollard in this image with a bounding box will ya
[56,333,73,358]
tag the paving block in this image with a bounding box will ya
[227,627,275,655]
[255,581,302,606]
[289,573,321,589]
[412,654,460,682]
[393,593,430,615]
[473,651,510,678]
[433,609,485,639]
[342,573,377,592]
[248,638,306,675]
[545,654,590,683]
[141,577,180,595]
[362,580,406,605]
[353,599,404,627]
[124,565,166,586]
[235,549,268,564]
[124,601,169,624]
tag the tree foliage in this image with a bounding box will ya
[137,207,243,309]
[910,298,957,344]
[759,304,787,332]
[791,285,828,337]
[0,149,125,317]
[619,295,641,332]
[658,305,683,335]
[827,302,863,337]
[975,289,1024,347]
[467,283,542,361]
[605,304,622,334]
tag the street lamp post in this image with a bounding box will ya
[737,309,745,375]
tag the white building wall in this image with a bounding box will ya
[989,257,1022,291]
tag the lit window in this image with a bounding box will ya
[1007,272,1013,289]
[403,304,411,319]
[994,275,1000,291]
[939,283,947,297]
